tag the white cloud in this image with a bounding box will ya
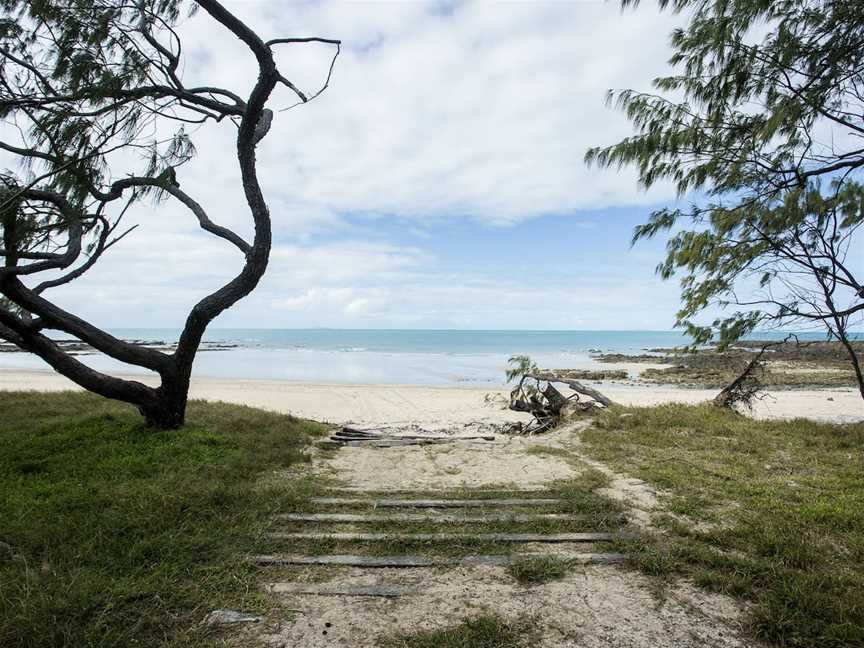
[7,1,693,330]
[161,0,682,228]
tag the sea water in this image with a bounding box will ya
[0,328,832,386]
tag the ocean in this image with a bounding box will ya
[0,328,833,386]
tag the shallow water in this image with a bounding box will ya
[0,328,832,386]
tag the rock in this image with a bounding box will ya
[204,609,261,626]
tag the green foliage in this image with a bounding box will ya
[379,614,537,648]
[589,1,864,198]
[587,0,864,346]
[506,555,575,585]
[505,354,537,383]
[0,391,326,648]
[1,0,193,209]
[583,404,864,647]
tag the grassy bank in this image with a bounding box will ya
[583,404,864,647]
[0,391,326,648]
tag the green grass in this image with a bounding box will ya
[582,403,864,648]
[379,614,537,648]
[0,391,328,648]
[522,445,574,459]
[506,555,575,585]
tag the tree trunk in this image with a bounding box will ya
[835,327,864,401]
[140,398,186,429]
[139,373,191,429]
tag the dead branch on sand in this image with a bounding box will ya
[506,356,615,434]
[712,334,801,410]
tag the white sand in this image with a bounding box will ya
[252,564,749,648]
[318,426,581,491]
[255,422,750,648]
[1,367,860,425]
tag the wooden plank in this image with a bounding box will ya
[266,583,418,597]
[343,439,446,448]
[333,434,496,443]
[253,553,627,567]
[255,554,443,567]
[266,531,623,543]
[309,498,561,508]
[324,487,549,494]
[273,512,576,523]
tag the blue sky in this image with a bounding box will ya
[8,1,703,330]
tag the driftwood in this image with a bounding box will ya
[527,373,615,408]
[507,359,616,434]
[713,335,798,409]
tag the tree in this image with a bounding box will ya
[0,0,340,427]
[585,0,864,398]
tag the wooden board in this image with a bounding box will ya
[266,583,418,597]
[255,554,444,567]
[342,439,449,448]
[266,531,623,543]
[273,512,576,523]
[253,553,627,567]
[309,498,561,508]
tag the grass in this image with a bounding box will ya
[379,613,537,648]
[0,391,327,648]
[506,555,575,585]
[582,403,864,648]
[522,445,574,459]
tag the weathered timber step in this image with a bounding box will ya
[253,553,627,567]
[266,583,418,598]
[265,531,625,543]
[274,512,577,523]
[324,487,548,493]
[309,498,561,508]
[340,439,493,448]
[332,433,495,442]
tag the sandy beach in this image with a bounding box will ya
[2,367,860,426]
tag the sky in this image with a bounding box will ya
[16,0,700,331]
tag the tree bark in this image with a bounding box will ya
[139,378,189,429]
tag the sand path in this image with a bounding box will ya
[248,419,757,648]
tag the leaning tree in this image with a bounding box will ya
[0,0,340,427]
[586,0,864,398]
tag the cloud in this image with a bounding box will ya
[5,1,694,330]
[157,0,683,229]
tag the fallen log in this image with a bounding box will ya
[527,373,615,408]
[505,357,616,434]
